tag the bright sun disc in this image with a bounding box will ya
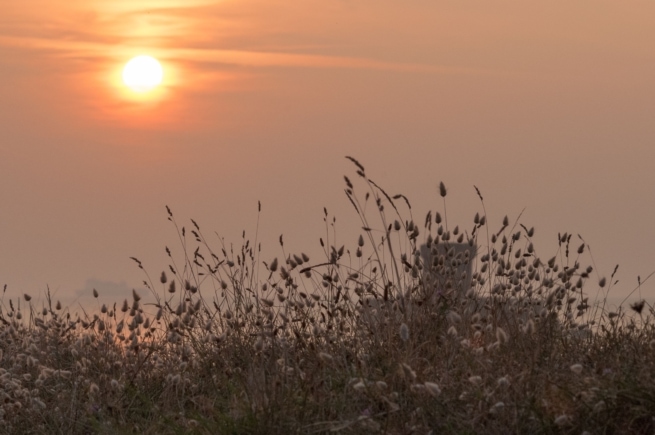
[122,55,163,92]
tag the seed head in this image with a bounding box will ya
[523,319,535,335]
[24,294,31,302]
[570,364,583,375]
[497,376,510,387]
[400,363,417,381]
[93,288,98,298]
[495,327,508,344]
[399,323,410,342]
[254,336,264,352]
[318,352,334,363]
[468,375,482,386]
[424,382,441,397]
[554,414,571,427]
[439,181,447,197]
[446,311,461,324]
[630,300,645,315]
[489,401,505,414]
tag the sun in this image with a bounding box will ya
[122,55,164,93]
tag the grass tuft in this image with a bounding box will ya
[0,158,654,434]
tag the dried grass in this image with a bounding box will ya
[0,158,654,434]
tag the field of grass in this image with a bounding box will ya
[1,157,654,434]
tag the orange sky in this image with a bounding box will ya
[1,1,654,310]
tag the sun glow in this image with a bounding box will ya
[122,55,164,92]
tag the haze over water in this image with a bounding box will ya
[1,1,654,310]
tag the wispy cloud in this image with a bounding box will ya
[0,1,497,76]
[0,33,493,78]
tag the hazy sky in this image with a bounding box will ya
[1,1,654,310]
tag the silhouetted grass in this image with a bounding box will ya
[0,157,654,434]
